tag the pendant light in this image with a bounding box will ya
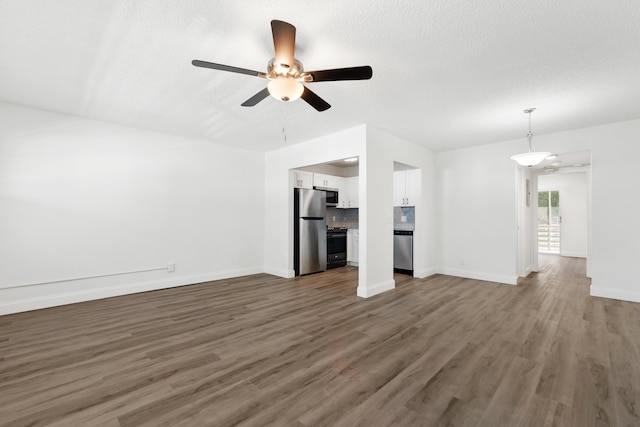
[510,108,551,167]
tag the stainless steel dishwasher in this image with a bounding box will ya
[393,230,413,274]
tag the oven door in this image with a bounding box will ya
[327,231,347,269]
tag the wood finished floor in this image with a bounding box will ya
[1,255,640,426]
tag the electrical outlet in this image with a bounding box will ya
[168,263,175,272]
[460,259,465,266]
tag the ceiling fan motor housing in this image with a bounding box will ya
[267,57,309,81]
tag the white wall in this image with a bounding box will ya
[367,127,437,279]
[263,125,366,278]
[516,166,536,277]
[436,118,640,302]
[264,125,437,298]
[538,172,588,258]
[436,141,520,284]
[4,100,639,314]
[0,102,265,315]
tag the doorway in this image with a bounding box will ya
[538,190,560,254]
[516,150,592,279]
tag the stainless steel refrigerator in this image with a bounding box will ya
[294,188,327,276]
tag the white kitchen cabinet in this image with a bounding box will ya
[335,177,346,207]
[406,169,420,205]
[335,176,359,209]
[292,170,313,189]
[347,228,359,265]
[345,176,359,208]
[313,173,340,189]
[394,169,420,206]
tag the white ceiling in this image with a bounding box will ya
[532,150,591,171]
[1,1,640,153]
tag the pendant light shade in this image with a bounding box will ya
[510,151,551,167]
[510,108,550,167]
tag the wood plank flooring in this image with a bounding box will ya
[1,255,640,426]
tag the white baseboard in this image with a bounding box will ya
[263,267,295,278]
[590,286,640,303]
[561,252,587,258]
[357,279,395,298]
[0,267,263,316]
[413,267,438,279]
[437,267,518,285]
[519,265,534,278]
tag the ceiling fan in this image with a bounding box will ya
[192,20,373,112]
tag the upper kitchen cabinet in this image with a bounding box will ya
[292,170,313,189]
[335,176,358,209]
[313,173,340,189]
[394,169,420,206]
[335,178,346,207]
[345,176,359,208]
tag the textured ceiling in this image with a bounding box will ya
[1,1,640,152]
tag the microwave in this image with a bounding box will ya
[315,187,339,207]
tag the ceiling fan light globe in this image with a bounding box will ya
[267,78,304,102]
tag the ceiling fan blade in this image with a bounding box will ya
[192,60,265,78]
[300,86,331,112]
[306,66,373,82]
[241,88,270,107]
[271,20,296,68]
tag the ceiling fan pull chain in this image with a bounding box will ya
[283,117,287,142]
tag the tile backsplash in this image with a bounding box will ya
[326,206,415,230]
[394,206,415,230]
[326,207,359,228]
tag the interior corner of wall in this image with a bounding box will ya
[414,267,438,279]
